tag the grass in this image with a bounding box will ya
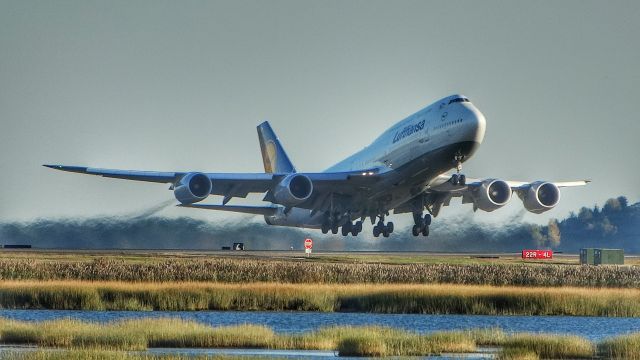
[598,333,640,359]
[1,318,640,358]
[1,280,640,316]
[0,317,477,356]
[1,351,262,360]
[0,255,639,287]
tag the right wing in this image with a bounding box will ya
[44,164,385,208]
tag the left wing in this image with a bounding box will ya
[394,173,589,216]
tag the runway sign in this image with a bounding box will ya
[522,250,553,259]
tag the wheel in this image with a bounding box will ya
[412,225,420,236]
[321,225,329,234]
[355,221,363,233]
[341,226,349,236]
[382,230,390,237]
[386,222,394,233]
[351,228,358,236]
[373,226,381,237]
[459,174,466,185]
[422,225,430,237]
[423,214,432,226]
[451,173,459,185]
[331,226,338,234]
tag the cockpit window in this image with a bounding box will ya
[448,98,469,104]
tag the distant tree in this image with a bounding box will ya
[547,219,561,248]
[529,225,546,248]
[617,196,629,209]
[604,198,622,213]
[600,217,617,237]
[578,207,593,221]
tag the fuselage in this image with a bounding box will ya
[265,94,487,228]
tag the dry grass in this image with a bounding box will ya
[0,257,639,287]
[1,280,639,316]
[2,317,640,358]
[598,333,640,359]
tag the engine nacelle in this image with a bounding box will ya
[273,174,313,207]
[473,179,512,212]
[521,181,560,214]
[173,172,212,204]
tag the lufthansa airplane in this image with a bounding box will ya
[45,94,589,237]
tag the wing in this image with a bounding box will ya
[394,173,590,216]
[44,164,384,205]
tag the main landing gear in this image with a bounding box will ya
[411,212,431,237]
[321,219,363,237]
[341,221,363,236]
[372,215,394,238]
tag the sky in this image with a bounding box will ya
[1,0,639,228]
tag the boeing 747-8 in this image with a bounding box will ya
[46,94,589,237]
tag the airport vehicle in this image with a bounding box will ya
[45,94,588,237]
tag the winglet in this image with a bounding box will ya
[256,121,296,174]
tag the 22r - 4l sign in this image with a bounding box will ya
[522,250,553,259]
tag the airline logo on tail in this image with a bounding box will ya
[257,121,296,174]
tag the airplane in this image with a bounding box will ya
[45,94,589,237]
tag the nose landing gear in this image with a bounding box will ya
[450,155,466,185]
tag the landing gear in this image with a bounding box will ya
[450,155,466,185]
[412,213,431,237]
[333,220,362,237]
[372,219,394,238]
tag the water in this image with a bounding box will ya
[1,310,639,341]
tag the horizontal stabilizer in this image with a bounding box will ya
[177,204,279,216]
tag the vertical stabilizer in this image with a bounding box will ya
[257,121,296,173]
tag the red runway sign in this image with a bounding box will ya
[522,250,553,259]
[304,238,313,249]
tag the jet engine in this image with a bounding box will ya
[174,172,212,204]
[520,181,560,214]
[473,179,512,212]
[273,174,313,207]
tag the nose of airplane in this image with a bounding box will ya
[460,105,486,144]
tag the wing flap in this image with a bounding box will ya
[178,204,278,216]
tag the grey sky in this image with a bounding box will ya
[1,0,638,226]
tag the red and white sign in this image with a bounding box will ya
[304,238,313,249]
[522,250,553,259]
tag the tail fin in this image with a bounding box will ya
[257,121,296,173]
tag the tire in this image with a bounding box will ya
[386,222,394,233]
[451,174,459,185]
[355,221,363,233]
[422,226,430,237]
[341,226,349,236]
[321,225,328,234]
[423,214,432,226]
[382,230,390,238]
[373,226,380,238]
[459,174,466,185]
[412,225,420,236]
[351,228,358,236]
[331,226,338,234]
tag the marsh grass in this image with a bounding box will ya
[598,333,640,359]
[500,333,594,359]
[1,257,639,287]
[1,280,640,316]
[2,351,259,360]
[3,318,640,358]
